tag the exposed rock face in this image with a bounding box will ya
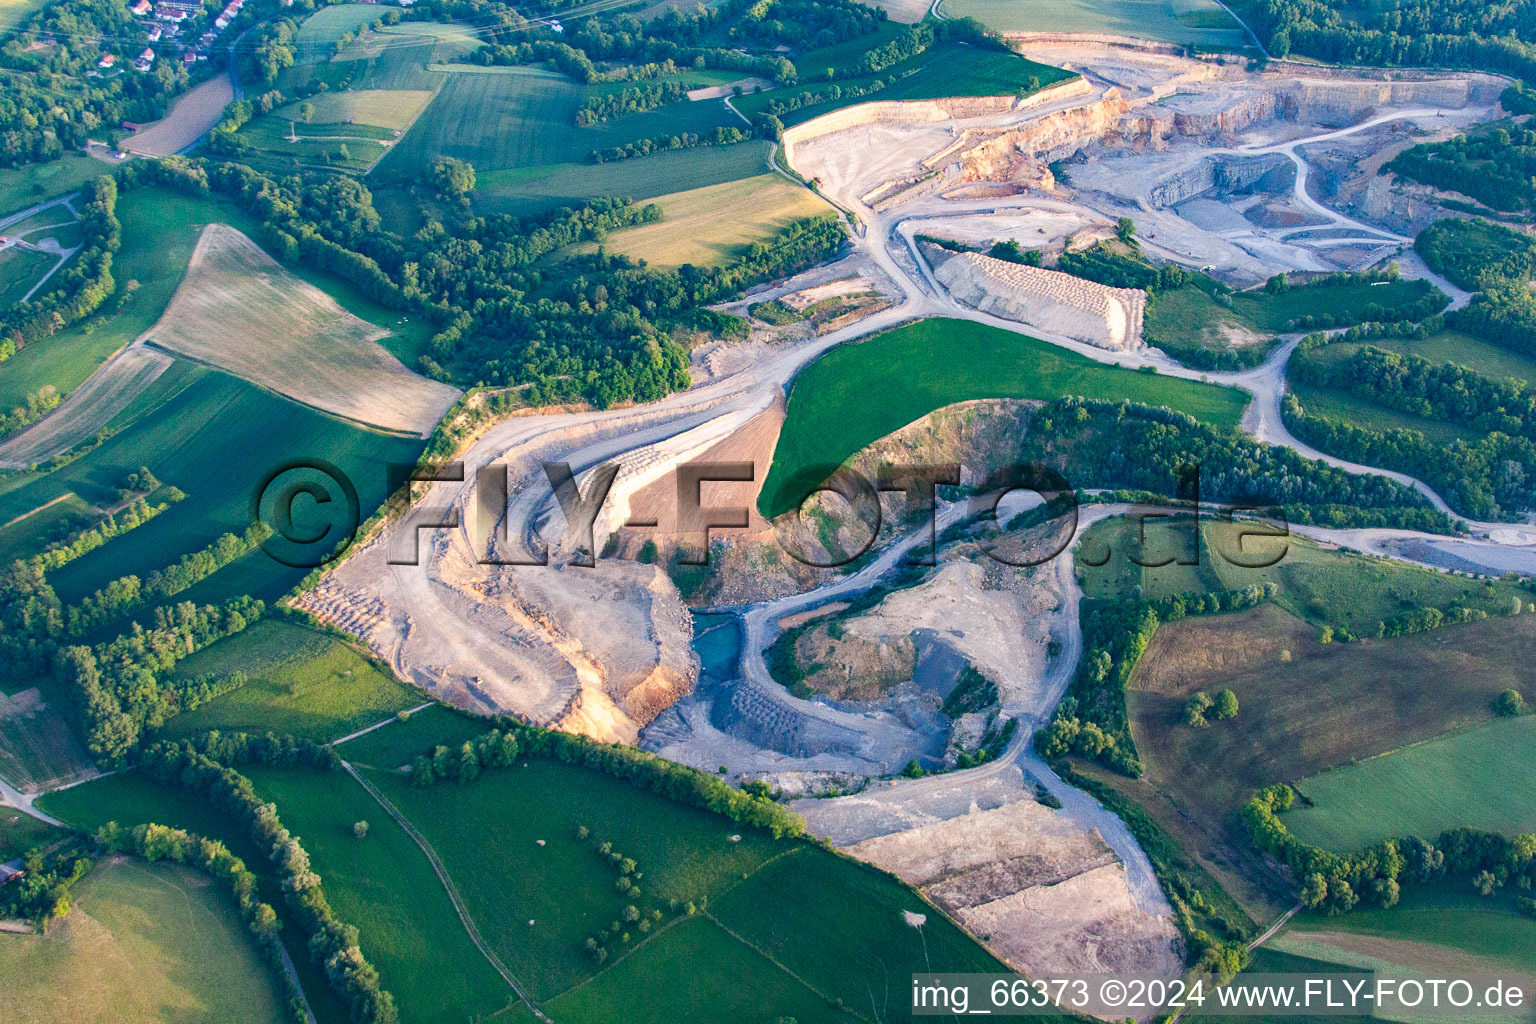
[933,249,1145,350]
[842,795,1185,978]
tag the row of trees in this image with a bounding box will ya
[1037,583,1278,775]
[1387,122,1536,214]
[54,597,266,763]
[120,155,843,410]
[138,739,396,1023]
[1292,343,1536,442]
[576,80,694,124]
[0,175,120,348]
[589,124,758,163]
[1017,397,1450,531]
[1239,0,1536,82]
[97,822,308,1022]
[1282,390,1536,520]
[412,717,806,838]
[63,523,270,639]
[28,489,183,574]
[1245,783,1536,914]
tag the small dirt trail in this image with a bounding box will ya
[340,761,553,1023]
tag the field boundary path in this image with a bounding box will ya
[330,702,435,747]
[339,760,554,1023]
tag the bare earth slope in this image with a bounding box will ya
[144,224,459,436]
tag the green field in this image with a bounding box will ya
[471,142,774,217]
[365,758,786,999]
[0,245,56,307]
[1307,330,1536,388]
[1273,886,1536,978]
[36,771,351,1024]
[378,66,742,182]
[292,2,400,62]
[545,912,859,1024]
[0,858,287,1024]
[0,187,431,410]
[152,619,421,743]
[734,43,1076,128]
[0,809,57,860]
[1081,516,1536,913]
[1234,278,1444,333]
[760,318,1250,516]
[0,365,423,620]
[1283,715,1536,852]
[244,764,518,1024]
[1287,378,1479,448]
[943,0,1249,48]
[335,703,487,768]
[1087,515,1530,635]
[0,153,105,213]
[1077,515,1223,601]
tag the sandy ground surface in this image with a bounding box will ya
[122,74,234,158]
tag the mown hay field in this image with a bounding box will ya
[140,224,458,435]
[155,619,421,743]
[590,174,832,268]
[1282,715,1536,852]
[0,366,424,617]
[0,858,287,1024]
[0,687,95,792]
[760,318,1249,517]
[277,88,433,130]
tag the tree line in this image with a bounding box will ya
[115,156,843,410]
[0,175,119,349]
[1017,396,1450,531]
[95,821,309,1023]
[1245,783,1536,915]
[1387,121,1536,214]
[407,717,806,839]
[137,737,398,1024]
[1292,343,1536,442]
[1037,583,1278,775]
[1282,390,1536,520]
[1235,0,1536,83]
[53,596,267,763]
[589,124,760,163]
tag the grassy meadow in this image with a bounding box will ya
[471,142,774,217]
[0,810,57,860]
[1282,715,1536,852]
[0,153,104,214]
[0,858,287,1024]
[153,619,421,743]
[760,318,1250,517]
[243,764,518,1024]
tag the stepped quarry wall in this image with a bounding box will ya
[933,250,1145,351]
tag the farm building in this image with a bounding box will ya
[130,0,151,13]
[0,859,23,886]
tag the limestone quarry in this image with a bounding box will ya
[287,41,1516,1003]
